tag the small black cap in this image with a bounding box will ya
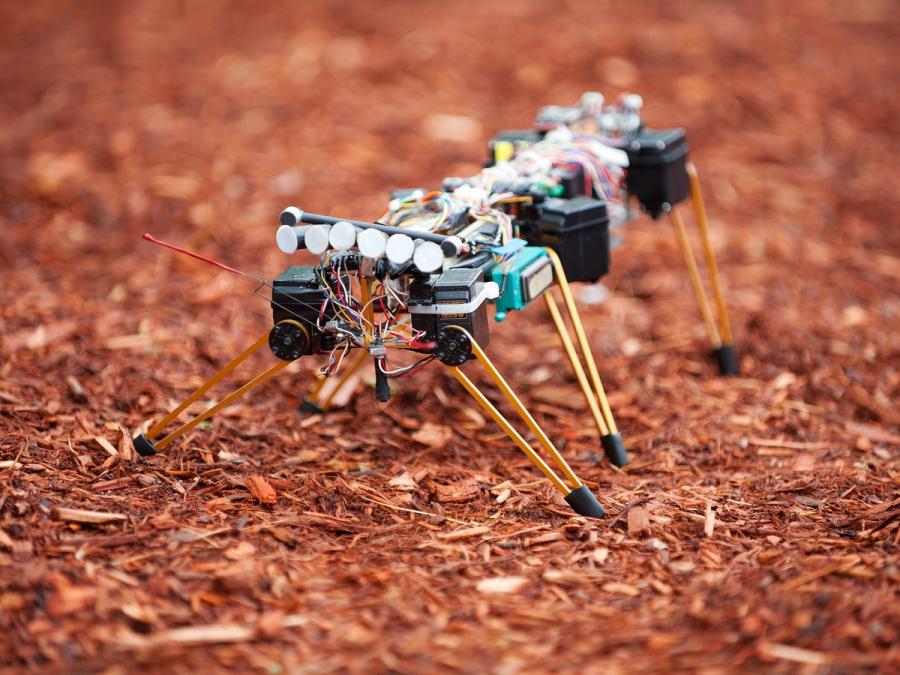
[564,484,605,519]
[374,360,391,402]
[601,433,629,467]
[298,399,323,415]
[440,238,461,257]
[280,206,302,225]
[132,434,157,457]
[713,344,739,376]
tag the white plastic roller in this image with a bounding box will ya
[385,233,414,264]
[275,225,308,254]
[412,240,444,273]
[620,93,644,112]
[580,91,605,116]
[304,225,331,255]
[328,220,357,251]
[357,228,388,258]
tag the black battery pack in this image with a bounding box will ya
[518,197,610,283]
[270,266,329,355]
[625,128,690,218]
[410,268,490,350]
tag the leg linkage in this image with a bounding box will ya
[445,326,605,519]
[685,162,738,375]
[450,367,570,495]
[151,360,292,452]
[544,293,610,439]
[145,329,271,440]
[133,320,306,456]
[466,336,583,490]
[670,207,722,350]
[543,248,628,467]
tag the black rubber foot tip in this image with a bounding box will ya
[713,344,739,376]
[601,433,629,467]
[564,484,605,519]
[374,363,391,403]
[298,399,323,415]
[132,434,157,457]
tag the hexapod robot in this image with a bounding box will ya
[132,92,737,519]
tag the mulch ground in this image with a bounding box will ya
[1,1,898,672]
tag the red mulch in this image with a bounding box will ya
[1,1,898,672]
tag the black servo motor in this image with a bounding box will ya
[270,266,331,356]
[409,267,490,351]
[625,128,690,218]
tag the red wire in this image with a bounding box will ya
[142,233,262,282]
[408,338,437,351]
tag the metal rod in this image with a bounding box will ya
[669,208,722,349]
[544,248,619,435]
[147,328,271,439]
[544,293,611,437]
[465,335,582,490]
[686,162,734,344]
[450,367,569,496]
[300,211,451,246]
[154,359,292,451]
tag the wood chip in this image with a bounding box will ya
[759,642,830,665]
[438,525,492,541]
[627,505,651,536]
[66,375,89,403]
[602,582,641,597]
[782,556,861,590]
[704,503,717,537]
[387,471,417,491]
[748,437,830,450]
[120,623,256,649]
[411,422,452,449]
[246,475,277,505]
[476,576,527,594]
[433,479,481,504]
[92,435,119,458]
[844,420,900,445]
[51,508,128,524]
[47,583,97,618]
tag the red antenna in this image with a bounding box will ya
[142,233,264,283]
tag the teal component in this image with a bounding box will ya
[490,246,555,322]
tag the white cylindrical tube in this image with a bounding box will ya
[304,225,331,255]
[385,233,414,264]
[357,228,388,258]
[581,91,605,115]
[620,93,643,112]
[413,240,444,272]
[275,225,309,254]
[329,220,357,251]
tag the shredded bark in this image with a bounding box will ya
[0,1,898,672]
